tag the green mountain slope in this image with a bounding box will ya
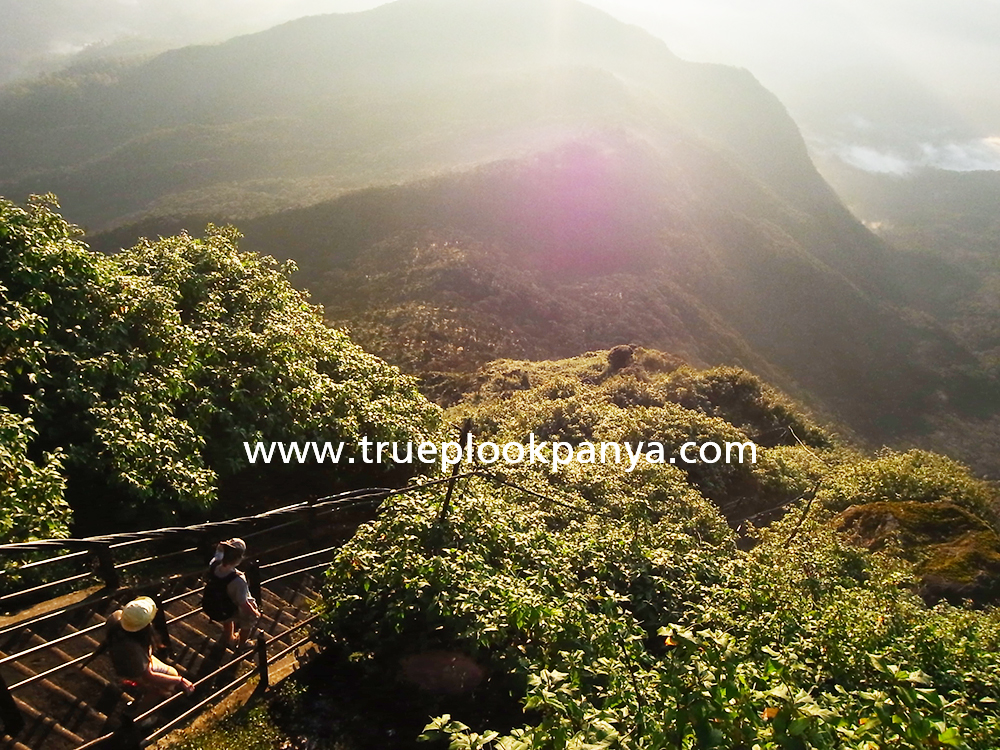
[813,161,1000,474]
[96,133,980,441]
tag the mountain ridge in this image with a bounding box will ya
[1,0,832,230]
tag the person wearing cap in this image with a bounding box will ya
[206,538,260,648]
[104,596,194,696]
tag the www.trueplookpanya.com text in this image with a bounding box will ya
[244,435,757,473]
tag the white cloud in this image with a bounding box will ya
[835,145,914,175]
[918,138,1000,171]
[829,137,1000,174]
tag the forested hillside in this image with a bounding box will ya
[93,134,988,453]
[0,0,825,230]
[814,160,1000,473]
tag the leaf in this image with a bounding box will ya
[767,684,792,701]
[937,727,965,748]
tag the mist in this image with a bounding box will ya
[2,0,998,173]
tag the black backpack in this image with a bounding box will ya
[201,560,239,621]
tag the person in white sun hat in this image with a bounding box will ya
[104,596,195,696]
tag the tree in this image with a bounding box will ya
[0,195,441,537]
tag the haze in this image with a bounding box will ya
[2,0,999,172]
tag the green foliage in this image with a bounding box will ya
[451,349,833,519]
[168,700,285,750]
[313,351,1000,748]
[320,482,1000,749]
[0,196,440,537]
[818,449,997,523]
[0,408,70,544]
[661,366,832,448]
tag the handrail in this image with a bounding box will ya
[0,591,116,639]
[7,651,93,692]
[0,618,107,666]
[258,544,342,571]
[0,475,481,616]
[15,548,91,572]
[0,491,388,612]
[140,615,321,745]
[0,486,393,555]
[0,472,487,747]
[2,473,478,559]
[0,572,96,606]
[10,574,327,745]
[0,559,336,673]
[261,562,332,587]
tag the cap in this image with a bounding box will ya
[221,538,246,555]
[121,596,157,632]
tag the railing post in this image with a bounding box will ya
[255,634,269,690]
[115,712,143,750]
[246,560,262,606]
[439,418,474,523]
[0,670,24,737]
[94,543,119,590]
[151,592,173,658]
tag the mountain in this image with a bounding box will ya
[2,0,839,230]
[2,0,995,466]
[811,160,1000,471]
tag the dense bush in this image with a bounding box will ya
[0,408,69,543]
[0,195,441,538]
[661,365,832,448]
[818,449,997,523]
[320,481,1000,749]
[315,350,1000,748]
[450,350,835,520]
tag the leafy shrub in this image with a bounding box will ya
[452,351,833,520]
[320,481,1000,749]
[0,408,70,545]
[662,365,832,448]
[818,449,998,524]
[0,195,441,536]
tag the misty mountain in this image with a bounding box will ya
[809,160,1000,471]
[785,61,1000,169]
[818,160,1000,358]
[3,0,996,468]
[2,0,835,230]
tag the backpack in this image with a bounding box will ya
[201,560,239,621]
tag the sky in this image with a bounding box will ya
[2,0,999,172]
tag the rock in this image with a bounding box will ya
[836,500,1000,606]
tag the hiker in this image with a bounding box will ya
[104,596,194,696]
[202,537,260,648]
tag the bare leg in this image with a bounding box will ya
[235,611,259,650]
